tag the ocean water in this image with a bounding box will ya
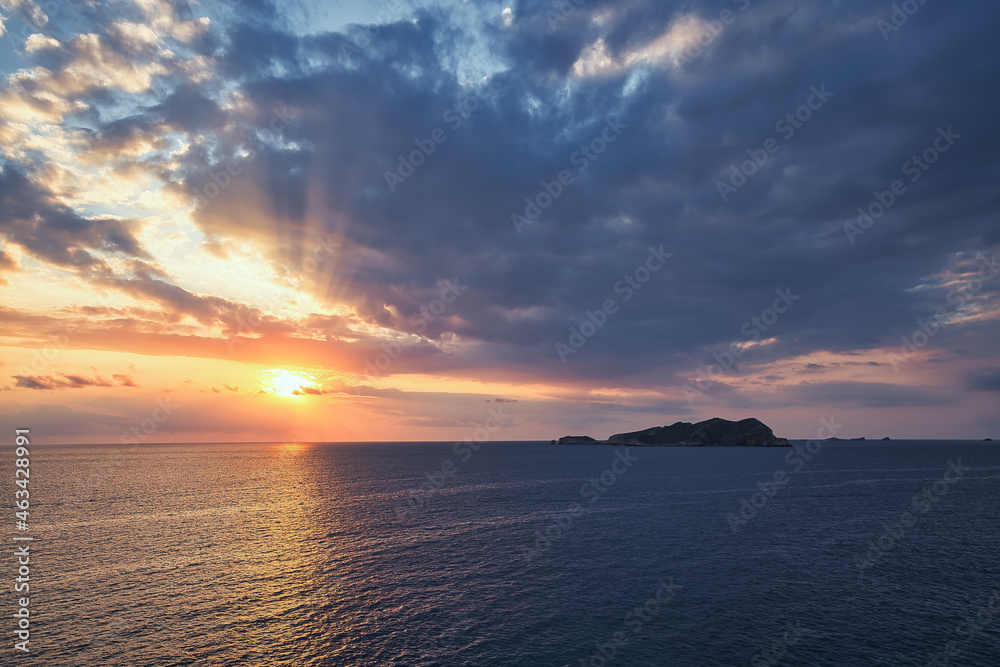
[9,440,1000,666]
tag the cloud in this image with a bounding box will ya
[152,1,992,393]
[61,374,114,387]
[0,404,132,437]
[969,368,1000,392]
[113,373,139,387]
[571,14,716,77]
[0,0,47,28]
[776,381,957,409]
[0,247,17,284]
[24,33,59,52]
[11,371,139,390]
[13,375,53,390]
[0,166,150,270]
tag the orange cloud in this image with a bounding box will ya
[12,372,135,390]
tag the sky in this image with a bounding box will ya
[0,0,998,444]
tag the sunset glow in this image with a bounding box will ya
[0,0,997,444]
[263,370,316,397]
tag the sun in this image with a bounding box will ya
[261,369,316,397]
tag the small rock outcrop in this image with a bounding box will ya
[882,437,891,441]
[557,435,600,444]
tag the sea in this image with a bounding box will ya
[8,439,1000,666]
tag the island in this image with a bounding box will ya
[553,417,790,447]
[555,436,600,444]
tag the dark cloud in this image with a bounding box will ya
[113,374,139,387]
[0,248,17,270]
[153,85,226,133]
[13,376,54,390]
[0,247,17,285]
[0,166,150,270]
[61,374,113,387]
[778,381,957,409]
[12,373,134,390]
[969,368,1000,392]
[0,404,134,437]
[3,0,999,419]
[158,0,1000,397]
